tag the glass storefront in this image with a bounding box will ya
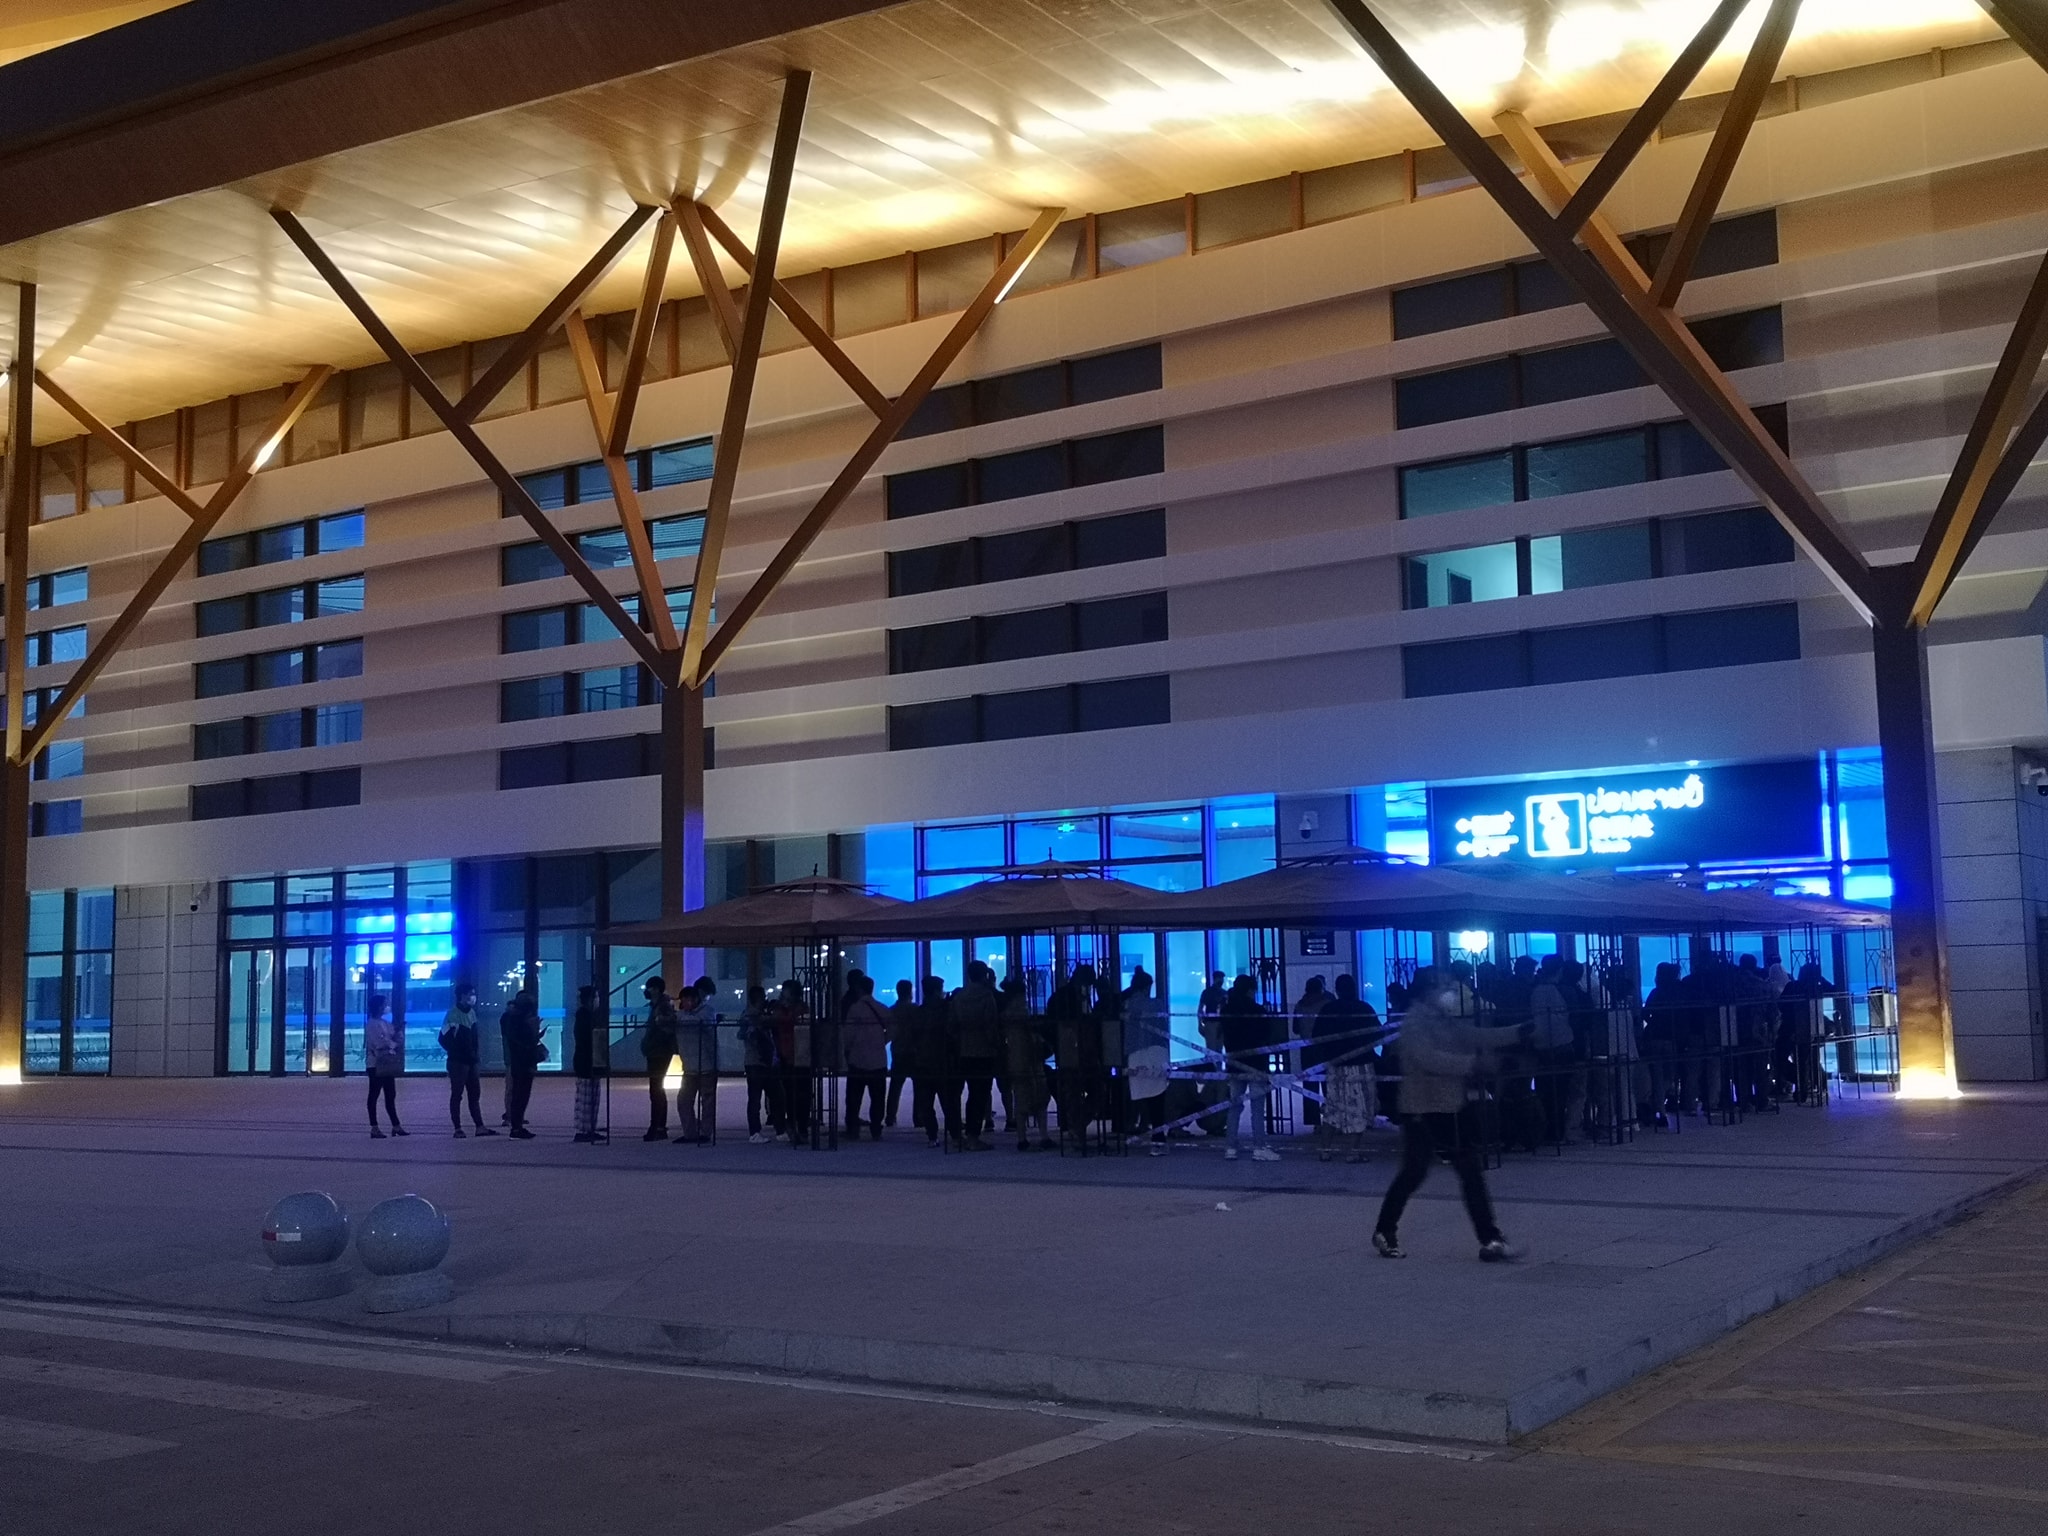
[24,887,112,1075]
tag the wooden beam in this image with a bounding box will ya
[455,203,659,420]
[674,199,742,363]
[18,368,332,767]
[272,207,666,678]
[694,206,1066,685]
[1649,0,1801,308]
[1977,0,2048,73]
[696,201,892,418]
[1325,0,1874,618]
[563,309,680,661]
[677,70,812,685]
[1945,382,2048,595]
[4,286,32,772]
[32,371,203,519]
[1556,0,1755,236]
[1905,247,2048,626]
[608,210,676,458]
[1495,113,1652,293]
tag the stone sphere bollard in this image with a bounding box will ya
[260,1192,353,1302]
[357,1194,454,1313]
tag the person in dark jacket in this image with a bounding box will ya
[738,985,783,1142]
[640,976,678,1141]
[841,974,891,1139]
[364,993,406,1139]
[772,980,813,1141]
[572,983,604,1143]
[438,984,495,1138]
[1309,973,1381,1162]
[500,988,542,1139]
[910,975,957,1149]
[1219,975,1280,1162]
[1640,962,1685,1126]
[884,979,916,1128]
[948,962,1001,1150]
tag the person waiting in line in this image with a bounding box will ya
[640,976,679,1141]
[738,985,783,1143]
[499,987,543,1139]
[1640,962,1685,1128]
[1122,969,1171,1156]
[841,974,891,1140]
[673,983,720,1144]
[1046,963,1099,1143]
[772,981,814,1142]
[1528,957,1577,1146]
[910,975,957,1149]
[1732,954,1774,1112]
[1777,962,1830,1104]
[438,983,495,1139]
[1197,970,1229,1053]
[1000,973,1054,1151]
[1311,973,1381,1162]
[949,961,1001,1151]
[571,983,604,1144]
[1372,968,1524,1262]
[884,979,916,1129]
[365,993,406,1139]
[1219,974,1280,1163]
[1293,975,1332,1137]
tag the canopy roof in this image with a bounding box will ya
[845,862,1177,939]
[600,876,906,947]
[0,0,2005,441]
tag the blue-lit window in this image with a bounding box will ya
[16,625,88,668]
[17,567,88,610]
[198,510,365,576]
[503,437,714,517]
[194,702,363,759]
[23,887,110,1070]
[197,573,364,636]
[922,822,1007,872]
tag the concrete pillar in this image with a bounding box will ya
[660,681,706,988]
[1936,748,2048,1082]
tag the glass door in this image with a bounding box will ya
[282,945,334,1075]
[224,949,276,1075]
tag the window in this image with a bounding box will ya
[889,593,1167,674]
[1405,508,1788,609]
[22,887,112,1073]
[889,510,1166,598]
[500,666,655,722]
[903,346,1163,439]
[497,732,664,789]
[31,800,83,837]
[886,674,1169,749]
[196,573,364,636]
[198,510,365,577]
[190,767,361,820]
[194,639,360,700]
[14,625,88,668]
[500,437,713,516]
[1394,308,1779,428]
[885,427,1165,519]
[501,589,691,655]
[5,567,88,612]
[193,703,362,760]
[1398,409,1787,518]
[1401,603,1798,698]
[500,512,705,585]
[1391,212,1777,340]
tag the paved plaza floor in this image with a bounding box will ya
[2,1076,2044,1444]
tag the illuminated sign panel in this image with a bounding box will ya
[1430,759,1824,868]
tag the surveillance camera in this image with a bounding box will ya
[2024,764,2048,795]
[1297,809,1320,841]
[189,898,202,912]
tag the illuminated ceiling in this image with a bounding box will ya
[0,0,2012,443]
[0,1,189,68]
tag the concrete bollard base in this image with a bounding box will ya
[263,1261,353,1302]
[365,1270,454,1313]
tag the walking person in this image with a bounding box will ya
[949,961,1000,1151]
[841,975,891,1139]
[738,985,783,1143]
[438,983,495,1138]
[884,979,916,1128]
[1220,975,1280,1162]
[572,983,604,1143]
[672,983,720,1144]
[500,987,542,1139]
[640,976,679,1141]
[364,993,406,1139]
[1372,969,1523,1262]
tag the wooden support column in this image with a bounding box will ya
[661,680,706,992]
[1,282,34,1083]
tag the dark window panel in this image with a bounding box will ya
[1075,591,1167,650]
[515,468,571,513]
[256,525,307,564]
[1069,426,1164,486]
[33,800,83,837]
[193,719,247,759]
[501,543,564,585]
[1073,507,1165,567]
[1666,507,1796,575]
[901,383,974,439]
[1066,344,1162,405]
[254,711,303,752]
[1525,428,1650,500]
[647,515,704,560]
[1557,523,1656,589]
[1403,558,1431,610]
[313,703,361,746]
[1399,452,1516,517]
[1395,358,1516,429]
[646,439,713,487]
[501,675,568,722]
[194,658,250,699]
[254,586,306,627]
[1518,338,1646,407]
[1662,602,1800,671]
[1392,269,1511,339]
[975,443,1067,503]
[888,541,978,597]
[313,576,363,617]
[974,364,1065,423]
[1401,633,1530,697]
[251,649,305,690]
[1692,306,1784,371]
[888,697,978,751]
[190,779,248,820]
[1754,401,1790,450]
[980,605,1073,664]
[1511,257,1577,315]
[979,523,1071,583]
[570,735,644,782]
[313,640,362,681]
[248,773,308,816]
[981,684,1073,741]
[889,619,977,674]
[576,527,633,571]
[305,767,361,809]
[499,743,570,790]
[197,533,252,577]
[195,596,249,637]
[1654,418,1726,479]
[1530,617,1661,684]
[1626,209,1778,284]
[886,461,973,519]
[1075,673,1171,732]
[574,461,612,504]
[502,608,570,653]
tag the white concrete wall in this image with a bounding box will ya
[108,883,218,1077]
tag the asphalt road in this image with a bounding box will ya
[6,1179,2048,1536]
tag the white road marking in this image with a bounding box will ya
[0,1308,532,1383]
[741,1420,1151,1536]
[0,1354,364,1419]
[0,1414,173,1463]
